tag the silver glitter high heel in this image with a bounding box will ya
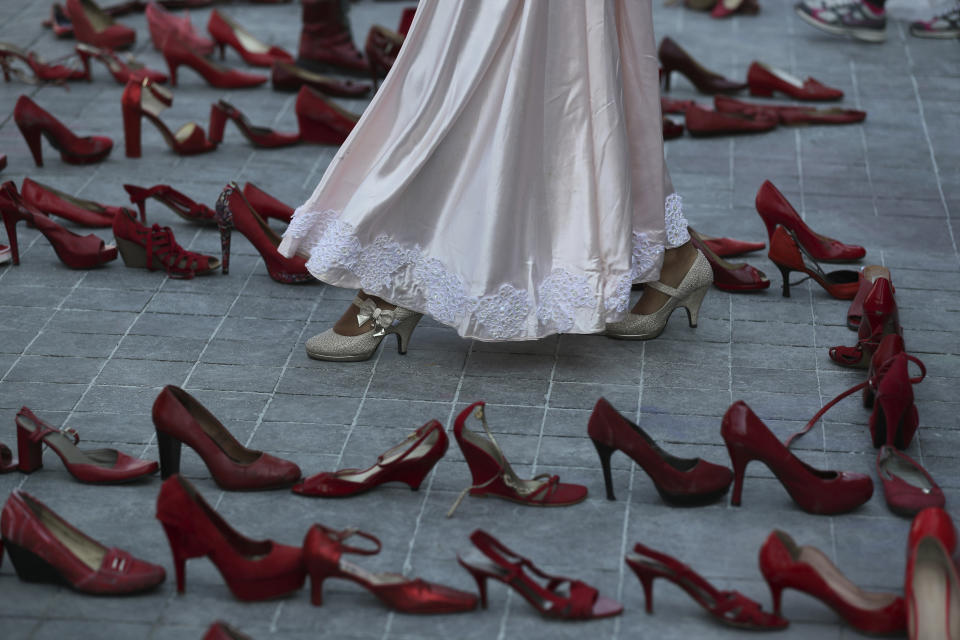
[605,250,712,340]
[305,295,422,362]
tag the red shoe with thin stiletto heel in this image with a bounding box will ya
[295,86,359,145]
[293,421,447,497]
[208,100,300,148]
[146,0,214,55]
[14,95,113,167]
[75,43,168,84]
[207,8,293,67]
[768,226,859,299]
[689,226,770,292]
[22,177,127,228]
[657,37,747,95]
[122,79,218,158]
[242,183,293,223]
[156,474,306,601]
[829,275,899,367]
[162,36,266,89]
[66,0,136,50]
[906,508,960,640]
[124,183,215,225]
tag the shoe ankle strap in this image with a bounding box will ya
[16,407,79,445]
[645,280,681,298]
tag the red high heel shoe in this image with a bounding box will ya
[829,276,899,367]
[146,0,214,55]
[689,226,770,292]
[207,9,293,67]
[768,226,859,299]
[152,385,302,491]
[209,101,300,148]
[215,183,312,284]
[625,542,788,630]
[0,181,118,269]
[156,474,306,600]
[699,234,765,258]
[304,524,477,613]
[124,183,215,225]
[271,60,371,97]
[759,530,905,634]
[1,490,165,594]
[295,86,359,145]
[15,406,158,483]
[458,529,622,619]
[721,401,873,515]
[846,265,892,330]
[66,0,136,50]
[21,177,126,228]
[293,420,447,497]
[0,43,87,84]
[658,37,748,95]
[588,397,732,504]
[13,95,113,167]
[121,78,218,158]
[747,62,843,101]
[756,180,865,263]
[113,208,220,278]
[877,446,944,518]
[365,25,403,86]
[242,182,293,223]
[162,36,266,89]
[906,508,960,640]
[75,43,169,84]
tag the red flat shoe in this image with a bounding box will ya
[209,100,300,148]
[711,0,760,18]
[156,474,306,600]
[588,397,732,504]
[768,226,859,299]
[271,60,371,98]
[829,275,899,367]
[1,490,165,594]
[699,234,765,258]
[113,208,220,278]
[662,116,684,140]
[906,509,960,640]
[658,37,748,95]
[626,542,787,630]
[162,36,266,89]
[242,182,293,223]
[459,529,622,620]
[449,402,587,516]
[847,265,892,330]
[75,43,168,84]
[0,442,18,472]
[21,178,121,228]
[66,0,136,50]
[207,9,293,67]
[13,95,113,167]
[684,104,778,136]
[146,0,214,55]
[304,524,477,613]
[759,530,905,634]
[122,78,218,157]
[152,385,301,491]
[877,446,944,518]
[0,43,87,84]
[295,85,359,145]
[215,183,312,283]
[124,182,215,225]
[747,62,843,101]
[689,227,770,292]
[660,97,696,115]
[721,401,873,515]
[293,420,447,497]
[714,95,865,126]
[204,622,253,640]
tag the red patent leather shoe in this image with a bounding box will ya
[846,265,892,330]
[685,104,778,136]
[714,95,866,126]
[588,397,732,504]
[365,25,403,86]
[297,0,370,77]
[459,529,622,619]
[293,420,447,497]
[208,9,293,67]
[768,226,859,299]
[271,60,371,97]
[242,183,293,223]
[124,183,215,225]
[747,62,843,101]
[658,37,748,95]
[204,622,252,640]
[209,101,300,148]
[756,180,866,263]
[0,181,118,269]
[877,446,944,518]
[829,276,899,367]
[21,177,125,228]
[662,117,684,140]
[909,507,957,560]
[122,79,218,157]
[689,227,770,292]
[1,489,165,594]
[449,402,588,516]
[215,182,312,283]
[759,530,905,634]
[13,95,113,167]
[75,43,168,84]
[865,335,925,449]
[156,474,306,600]
[66,0,136,50]
[626,542,787,630]
[146,0,214,55]
[906,509,960,640]
[152,385,302,490]
[304,524,477,613]
[114,208,220,278]
[721,401,873,515]
[0,43,87,84]
[699,234,765,258]
[711,0,760,18]
[294,86,359,145]
[162,36,266,89]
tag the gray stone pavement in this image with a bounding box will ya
[0,0,959,638]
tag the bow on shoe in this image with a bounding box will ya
[356,298,396,336]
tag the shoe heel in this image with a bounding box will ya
[767,580,784,616]
[208,103,227,145]
[308,569,327,606]
[390,462,432,491]
[17,123,44,167]
[1,214,21,266]
[725,443,751,506]
[391,314,422,355]
[160,522,205,594]
[750,85,774,97]
[627,564,657,614]
[775,263,792,298]
[591,438,617,501]
[216,42,226,60]
[461,564,490,609]
[4,540,65,585]
[682,285,709,328]
[15,425,42,473]
[115,236,148,269]
[214,191,234,276]
[156,431,182,479]
[122,102,142,159]
[661,68,672,92]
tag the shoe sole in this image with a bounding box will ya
[305,348,376,362]
[794,8,887,42]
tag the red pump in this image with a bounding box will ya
[162,36,266,89]
[122,79,218,158]
[13,95,113,167]
[767,226,859,299]
[242,183,294,223]
[22,177,126,228]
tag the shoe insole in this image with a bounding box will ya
[798,546,897,611]
[913,542,960,639]
[879,454,933,492]
[340,559,408,587]
[17,414,117,467]
[461,423,547,496]
[760,63,805,89]
[25,494,105,571]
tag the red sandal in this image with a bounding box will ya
[113,208,220,279]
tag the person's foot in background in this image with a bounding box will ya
[794,0,887,43]
[910,2,960,38]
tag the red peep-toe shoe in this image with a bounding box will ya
[768,226,859,299]
[877,446,944,517]
[1,489,165,594]
[756,180,865,263]
[13,95,113,167]
[66,0,136,50]
[721,401,873,515]
[22,177,127,228]
[146,0,214,55]
[458,529,622,620]
[829,275,899,367]
[162,36,266,89]
[124,183,215,225]
[122,78,218,157]
[75,43,169,84]
[294,420,447,497]
[747,62,844,101]
[588,397,732,504]
[759,530,905,635]
[207,9,293,67]
[689,226,770,292]
[0,181,118,269]
[0,43,87,84]
[156,474,306,600]
[906,508,960,640]
[295,85,359,145]
[215,182,312,283]
[209,100,300,148]
[304,524,477,613]
[113,208,220,278]
[846,265,892,330]
[271,60,371,98]
[242,182,293,223]
[625,542,787,630]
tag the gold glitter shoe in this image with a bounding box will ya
[305,295,422,362]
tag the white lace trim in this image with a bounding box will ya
[665,193,689,247]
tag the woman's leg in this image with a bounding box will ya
[331,292,396,336]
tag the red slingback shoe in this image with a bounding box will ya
[271,60,371,98]
[295,85,359,145]
[242,182,293,223]
[847,265,892,330]
[21,177,125,228]
[756,180,865,263]
[15,406,158,483]
[689,226,770,292]
[293,420,447,497]
[13,95,113,167]
[906,509,960,640]
[152,385,301,491]
[146,0,214,55]
[113,208,220,278]
[2,490,165,595]
[208,101,300,148]
[156,474,306,601]
[0,43,87,84]
[162,36,266,89]
[0,181,118,269]
[721,401,873,515]
[66,0,136,50]
[75,43,169,84]
[304,524,477,613]
[877,446,944,517]
[588,397,732,504]
[829,276,899,367]
[124,183,215,225]
[768,226,859,299]
[215,182,312,284]
[207,9,293,67]
[625,542,788,630]
[760,530,905,634]
[121,78,218,157]
[458,529,622,620]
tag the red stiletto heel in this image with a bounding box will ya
[21,177,129,228]
[768,226,859,299]
[13,95,113,167]
[294,86,359,145]
[829,276,899,368]
[122,78,218,158]
[207,9,293,67]
[242,183,293,223]
[162,36,266,89]
[123,183,215,225]
[75,43,168,84]
[657,37,748,95]
[208,100,300,148]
